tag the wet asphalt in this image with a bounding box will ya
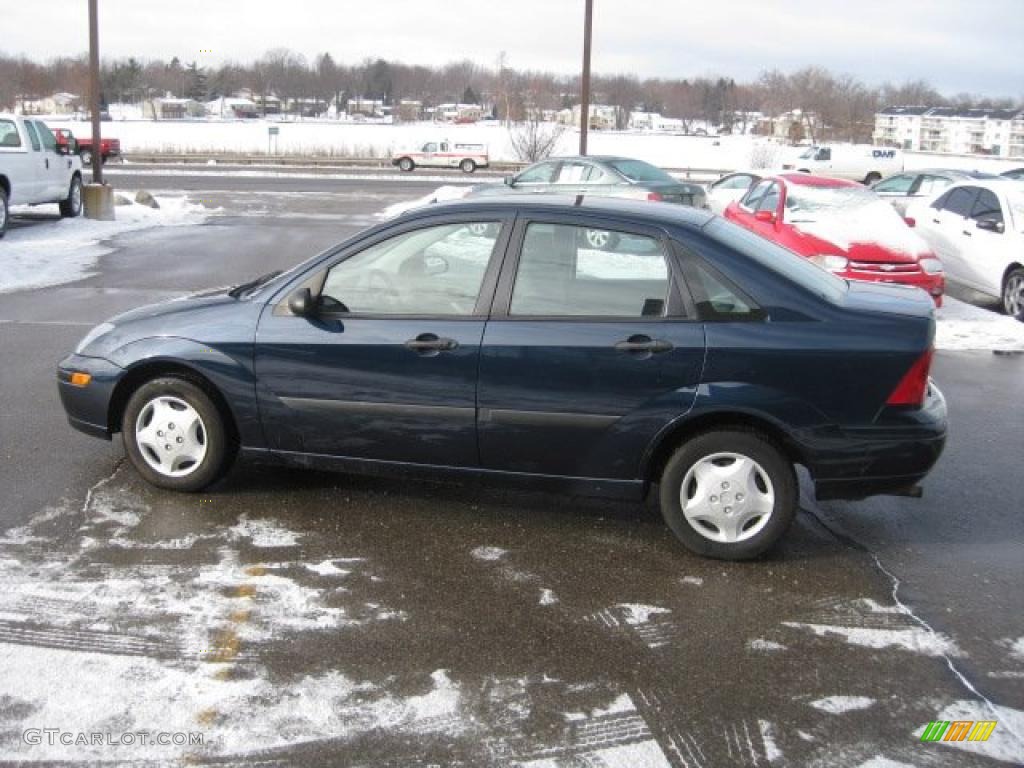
[0,169,1021,766]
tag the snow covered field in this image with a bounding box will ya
[41,117,1024,174]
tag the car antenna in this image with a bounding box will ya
[574,194,584,207]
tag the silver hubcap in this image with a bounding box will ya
[680,452,775,543]
[586,230,610,248]
[1005,275,1024,316]
[135,396,207,478]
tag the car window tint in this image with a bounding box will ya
[556,162,589,184]
[320,222,500,316]
[969,189,1003,224]
[510,223,670,317]
[517,162,558,183]
[23,121,41,151]
[33,121,57,151]
[0,120,22,147]
[742,180,772,209]
[873,174,915,194]
[941,187,977,217]
[756,183,780,212]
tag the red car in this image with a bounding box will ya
[724,173,944,304]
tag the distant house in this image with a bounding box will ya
[629,111,685,132]
[16,92,81,115]
[205,96,260,119]
[430,103,485,123]
[395,100,423,122]
[569,104,619,130]
[348,98,385,118]
[143,97,205,120]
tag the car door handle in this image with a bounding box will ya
[405,334,458,353]
[962,231,972,237]
[932,218,941,224]
[614,336,673,354]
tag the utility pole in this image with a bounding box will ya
[579,0,593,155]
[88,0,102,185]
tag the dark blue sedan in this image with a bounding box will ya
[58,196,947,560]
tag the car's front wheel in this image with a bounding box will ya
[0,187,8,239]
[460,159,476,173]
[122,377,235,491]
[1003,267,1024,317]
[397,157,415,172]
[59,176,83,218]
[659,430,797,560]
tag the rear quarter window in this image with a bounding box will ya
[0,120,22,148]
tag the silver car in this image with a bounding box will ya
[467,155,707,210]
[872,168,999,214]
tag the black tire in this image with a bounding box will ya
[1003,267,1024,317]
[81,149,92,166]
[398,157,415,172]
[659,430,797,560]
[0,188,7,239]
[121,376,235,492]
[459,158,476,174]
[864,172,882,185]
[59,175,83,218]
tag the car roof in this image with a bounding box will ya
[911,168,1000,179]
[401,194,715,231]
[770,173,860,188]
[942,177,1024,194]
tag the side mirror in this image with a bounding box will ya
[288,287,317,316]
[976,217,1004,234]
[503,175,514,186]
[55,143,69,156]
[754,210,776,223]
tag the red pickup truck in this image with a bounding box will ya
[53,128,121,166]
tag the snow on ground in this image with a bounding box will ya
[809,695,876,714]
[470,545,508,561]
[748,638,788,652]
[1,194,209,294]
[616,604,671,626]
[783,621,961,657]
[936,297,1024,351]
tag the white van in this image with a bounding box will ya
[782,144,904,184]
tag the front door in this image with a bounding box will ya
[477,217,705,480]
[254,217,510,466]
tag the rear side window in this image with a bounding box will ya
[916,175,951,196]
[970,190,1002,224]
[714,173,756,191]
[510,223,671,318]
[873,174,915,194]
[23,121,41,151]
[940,187,977,217]
[517,162,558,183]
[0,120,21,148]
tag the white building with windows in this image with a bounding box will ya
[874,106,1024,157]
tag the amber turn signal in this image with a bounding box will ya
[69,372,92,387]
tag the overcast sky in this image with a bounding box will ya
[4,0,1022,97]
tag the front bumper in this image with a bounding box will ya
[807,381,948,501]
[57,353,124,440]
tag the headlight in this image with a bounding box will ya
[75,322,115,354]
[919,257,944,274]
[807,254,849,273]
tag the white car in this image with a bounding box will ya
[705,171,761,214]
[392,140,489,173]
[782,144,903,185]
[907,178,1024,315]
[0,114,84,238]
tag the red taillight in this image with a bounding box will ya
[903,216,916,228]
[887,348,934,407]
[646,191,663,201]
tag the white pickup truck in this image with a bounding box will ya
[0,113,84,238]
[392,140,489,173]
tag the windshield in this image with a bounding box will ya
[606,158,675,183]
[705,217,848,303]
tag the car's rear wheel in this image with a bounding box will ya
[122,377,235,491]
[398,157,415,172]
[59,176,83,218]
[1004,268,1024,317]
[460,159,476,173]
[0,188,8,239]
[659,430,797,560]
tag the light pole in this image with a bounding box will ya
[579,0,593,156]
[88,0,102,185]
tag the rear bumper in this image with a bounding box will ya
[806,381,948,501]
[57,353,124,440]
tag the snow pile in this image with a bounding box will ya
[1,193,209,294]
[936,297,1024,351]
[616,604,671,626]
[379,184,471,218]
[470,545,508,562]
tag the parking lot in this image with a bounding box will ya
[0,170,1022,765]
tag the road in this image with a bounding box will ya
[0,168,1021,765]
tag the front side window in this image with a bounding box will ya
[23,121,41,151]
[422,142,438,152]
[0,120,22,148]
[741,180,772,210]
[714,173,756,191]
[604,158,675,183]
[320,222,500,316]
[970,189,1003,225]
[510,223,671,317]
[516,162,558,184]
[556,162,590,184]
[756,183,780,213]
[34,121,57,151]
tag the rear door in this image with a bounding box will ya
[254,215,512,465]
[32,121,68,199]
[477,215,705,481]
[18,120,47,203]
[0,118,36,204]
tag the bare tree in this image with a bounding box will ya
[509,113,566,162]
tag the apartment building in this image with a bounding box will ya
[874,105,1024,157]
